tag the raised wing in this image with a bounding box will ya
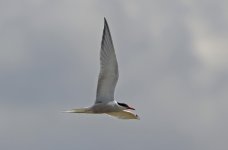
[106,110,139,120]
[95,18,119,104]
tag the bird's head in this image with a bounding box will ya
[117,102,135,110]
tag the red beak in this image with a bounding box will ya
[128,106,135,110]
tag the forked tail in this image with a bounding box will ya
[64,107,92,113]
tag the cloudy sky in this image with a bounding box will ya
[1,0,228,150]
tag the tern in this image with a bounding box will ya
[65,18,139,120]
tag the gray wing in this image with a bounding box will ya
[95,18,119,104]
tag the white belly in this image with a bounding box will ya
[91,102,120,113]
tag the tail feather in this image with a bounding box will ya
[63,108,92,113]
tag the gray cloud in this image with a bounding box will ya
[0,0,228,150]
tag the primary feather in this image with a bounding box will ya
[95,18,119,104]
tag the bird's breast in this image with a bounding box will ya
[91,102,119,113]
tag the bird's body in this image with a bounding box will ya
[65,18,139,120]
[66,101,120,114]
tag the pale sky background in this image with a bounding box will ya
[1,0,228,150]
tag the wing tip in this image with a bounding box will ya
[104,17,107,24]
[101,17,113,49]
[103,17,109,30]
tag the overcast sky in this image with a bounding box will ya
[1,0,228,150]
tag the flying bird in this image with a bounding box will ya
[65,18,139,120]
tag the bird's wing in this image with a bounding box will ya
[95,18,119,104]
[106,110,139,120]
